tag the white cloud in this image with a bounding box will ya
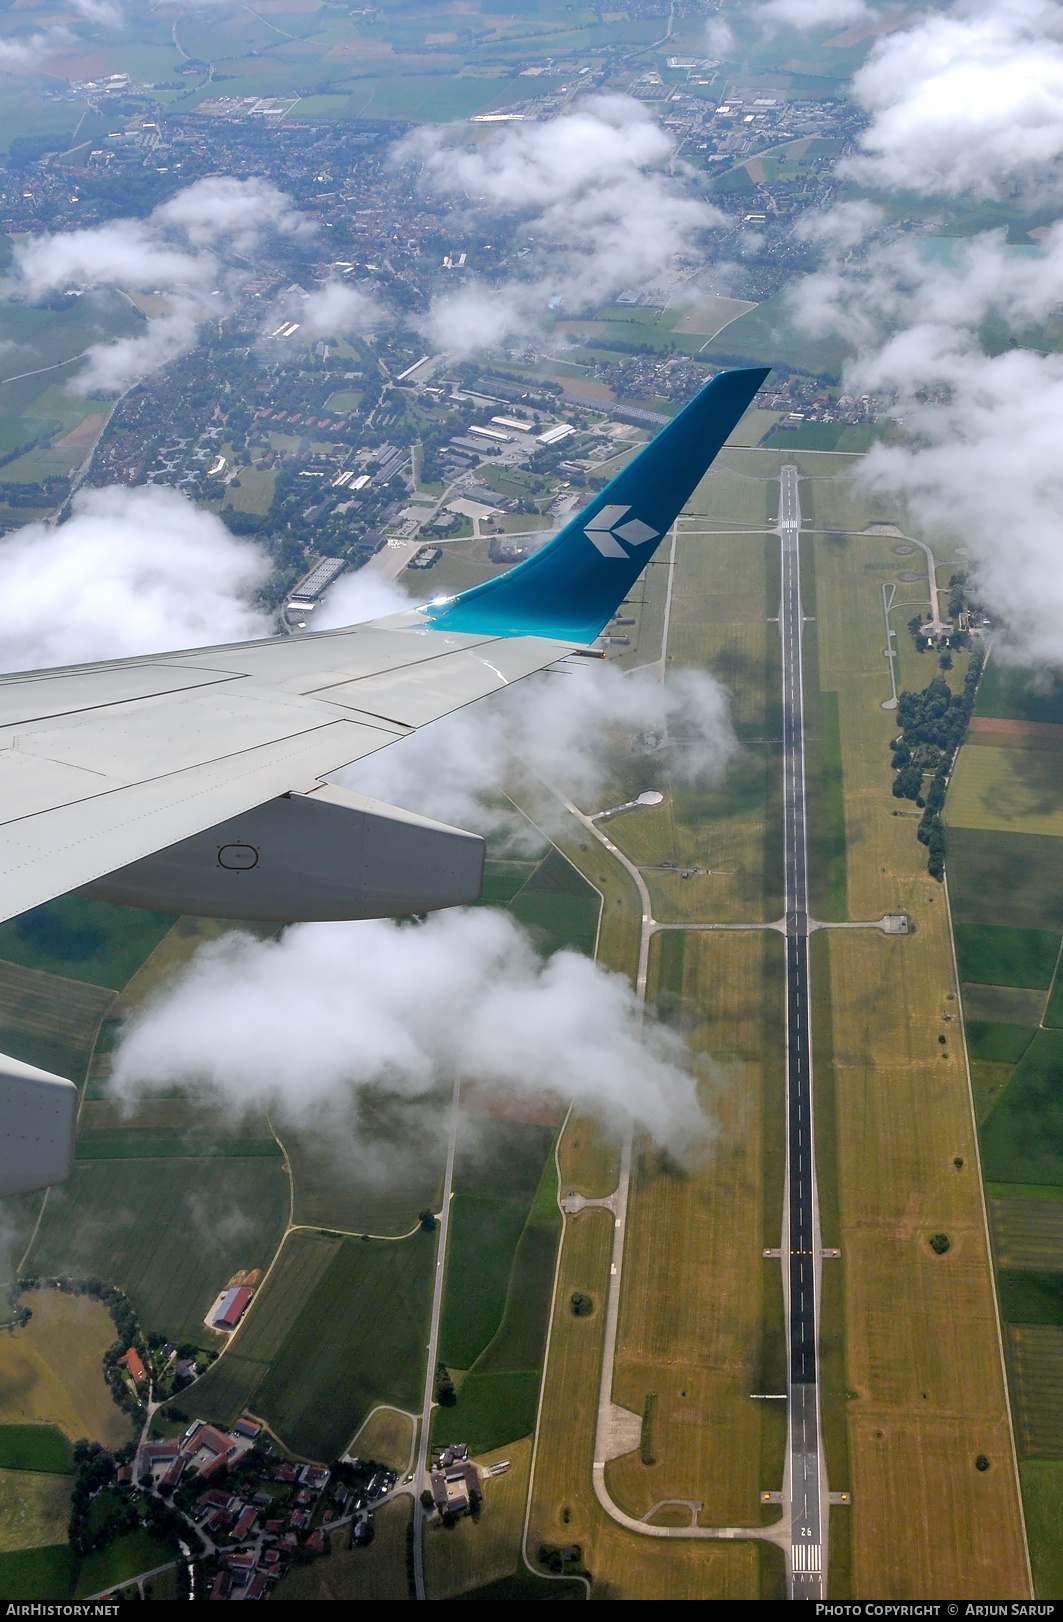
[0,483,271,673]
[399,97,723,354]
[11,177,311,391]
[793,198,883,249]
[0,27,74,68]
[758,0,869,30]
[338,656,737,839]
[291,279,383,339]
[791,220,1063,660]
[68,0,123,26]
[845,0,1063,199]
[705,16,737,55]
[77,305,201,395]
[110,907,711,1154]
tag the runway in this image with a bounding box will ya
[778,464,827,1598]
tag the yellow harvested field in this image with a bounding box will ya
[989,1198,1063,1269]
[0,1289,132,1450]
[424,1438,532,1599]
[1005,1326,1063,1457]
[947,744,1063,836]
[274,1494,411,1600]
[348,1406,414,1475]
[0,1468,72,1553]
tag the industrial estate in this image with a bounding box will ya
[0,0,1058,1607]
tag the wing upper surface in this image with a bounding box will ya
[0,617,576,925]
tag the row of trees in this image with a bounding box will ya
[890,652,984,880]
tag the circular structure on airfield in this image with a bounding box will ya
[637,791,665,806]
[898,570,922,581]
[893,542,916,554]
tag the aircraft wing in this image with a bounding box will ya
[0,621,576,928]
[0,364,768,1197]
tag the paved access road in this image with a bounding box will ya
[778,465,827,1597]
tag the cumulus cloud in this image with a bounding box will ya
[759,0,869,31]
[11,177,311,392]
[0,483,271,672]
[338,656,737,838]
[286,279,384,340]
[0,27,74,68]
[793,198,883,249]
[68,0,123,26]
[110,908,710,1154]
[792,220,1063,659]
[398,97,723,353]
[705,15,737,55]
[844,0,1063,199]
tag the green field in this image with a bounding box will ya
[191,1228,435,1460]
[27,1158,289,1344]
[955,923,1060,988]
[977,663,1063,726]
[439,1196,534,1371]
[948,827,1063,930]
[434,1153,561,1455]
[0,1544,76,1602]
[981,1031,1063,1187]
[0,961,113,1083]
[75,1131,282,1160]
[0,897,176,992]
[0,1426,73,1475]
[1021,1459,1063,1598]
[251,1233,435,1460]
[998,1271,1063,1325]
[501,849,600,959]
[73,1530,173,1600]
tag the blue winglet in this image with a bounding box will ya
[422,365,769,644]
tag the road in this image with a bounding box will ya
[778,465,827,1597]
[412,1074,461,1600]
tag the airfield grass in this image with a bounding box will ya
[0,896,176,991]
[1020,1459,1063,1598]
[0,1425,73,1474]
[347,1406,414,1476]
[0,1468,72,1554]
[424,1436,534,1601]
[947,743,1063,838]
[954,922,1060,988]
[273,1494,410,1601]
[0,1290,131,1450]
[0,960,112,1084]
[809,510,1029,1596]
[526,1202,760,1598]
[608,929,785,1531]
[610,526,780,924]
[244,1231,435,1460]
[26,1157,289,1346]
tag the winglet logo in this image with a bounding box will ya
[584,504,659,559]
